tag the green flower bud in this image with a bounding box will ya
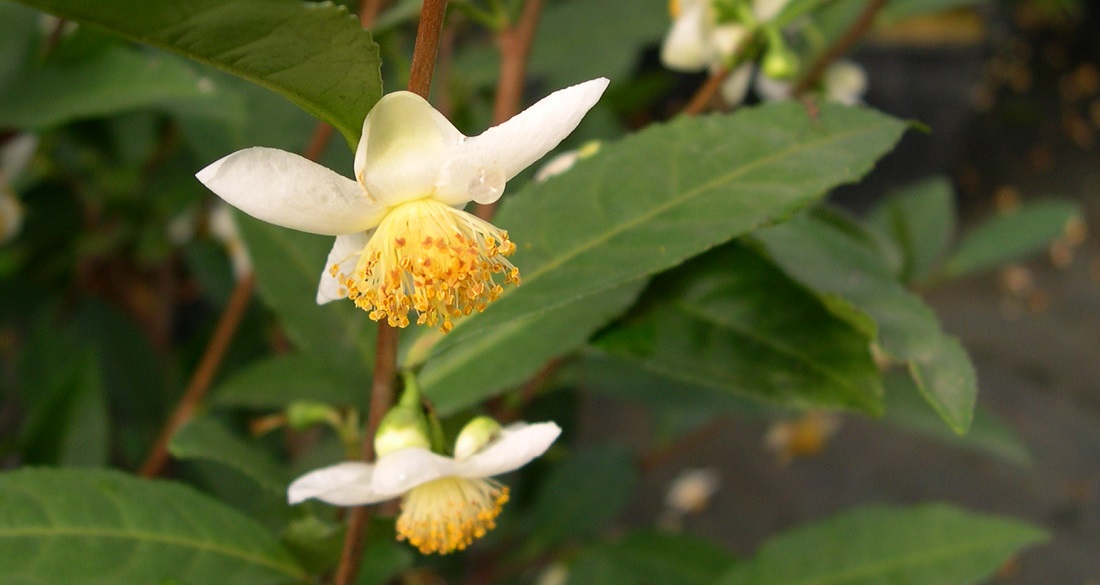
[286,401,339,431]
[454,416,503,461]
[374,405,431,457]
[761,27,799,80]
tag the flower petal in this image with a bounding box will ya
[316,231,372,304]
[457,422,561,478]
[720,64,754,106]
[196,147,384,236]
[0,134,38,179]
[371,447,460,496]
[661,1,710,72]
[433,78,610,206]
[287,461,389,506]
[356,91,464,206]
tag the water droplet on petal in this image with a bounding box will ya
[467,168,506,204]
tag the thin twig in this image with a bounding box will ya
[639,415,733,473]
[681,68,728,116]
[792,0,885,96]
[332,2,450,583]
[473,0,543,221]
[139,273,256,477]
[358,0,386,27]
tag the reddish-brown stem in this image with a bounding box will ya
[473,0,543,221]
[639,415,732,473]
[303,123,335,163]
[793,0,886,96]
[681,68,728,116]
[139,273,256,477]
[332,2,449,583]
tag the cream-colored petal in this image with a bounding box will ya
[755,72,792,102]
[753,0,790,22]
[457,422,560,478]
[196,147,384,236]
[433,78,609,206]
[661,1,711,72]
[823,60,868,106]
[0,134,38,179]
[316,231,372,304]
[370,447,460,496]
[287,461,389,506]
[710,24,749,63]
[720,64,754,106]
[0,190,25,245]
[356,91,464,206]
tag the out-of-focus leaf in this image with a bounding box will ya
[213,354,362,409]
[530,0,666,89]
[235,213,374,374]
[716,504,1048,585]
[0,2,38,93]
[564,550,641,585]
[882,370,1031,467]
[530,447,636,548]
[943,200,1082,278]
[603,530,736,585]
[168,415,288,495]
[595,243,883,413]
[439,103,906,344]
[879,0,989,26]
[0,468,309,584]
[0,44,241,129]
[412,280,645,415]
[12,0,381,145]
[866,176,957,283]
[753,210,977,433]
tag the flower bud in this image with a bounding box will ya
[762,45,799,80]
[453,416,503,461]
[374,405,431,457]
[286,401,338,431]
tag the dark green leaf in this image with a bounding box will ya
[213,354,362,409]
[716,504,1047,585]
[530,447,636,548]
[753,210,977,433]
[604,530,736,585]
[595,243,883,413]
[0,468,308,584]
[412,280,645,415]
[169,415,289,495]
[944,199,1082,278]
[866,177,957,283]
[12,0,381,145]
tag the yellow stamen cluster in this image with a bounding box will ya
[669,0,681,17]
[332,199,519,333]
[395,477,510,554]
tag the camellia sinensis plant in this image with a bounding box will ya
[0,0,1078,584]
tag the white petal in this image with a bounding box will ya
[196,147,384,236]
[661,2,711,72]
[0,134,38,179]
[710,24,749,62]
[0,190,25,244]
[371,447,460,496]
[753,0,790,22]
[755,72,792,102]
[287,461,390,506]
[316,231,372,304]
[720,64,754,106]
[433,78,609,206]
[457,421,560,478]
[823,60,868,106]
[356,91,464,206]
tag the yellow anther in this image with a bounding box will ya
[395,477,509,554]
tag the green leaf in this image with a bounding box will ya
[943,200,1082,278]
[445,103,906,341]
[213,354,362,409]
[866,177,957,283]
[882,371,1031,467]
[0,43,242,130]
[530,0,666,89]
[412,280,645,415]
[0,2,39,93]
[12,0,381,145]
[753,210,977,433]
[168,415,289,495]
[716,504,1047,585]
[530,447,637,548]
[0,468,308,584]
[235,212,374,373]
[603,530,736,585]
[595,243,883,413]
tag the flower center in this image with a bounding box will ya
[395,476,510,555]
[332,198,519,333]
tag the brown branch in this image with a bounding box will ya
[358,0,386,27]
[639,415,733,473]
[793,0,885,96]
[333,2,449,583]
[681,68,728,116]
[473,0,543,221]
[139,273,256,477]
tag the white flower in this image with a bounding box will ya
[665,467,720,514]
[289,421,561,554]
[209,203,252,280]
[755,60,868,105]
[196,79,608,332]
[661,0,748,72]
[533,140,601,183]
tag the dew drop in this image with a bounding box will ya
[467,168,506,204]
